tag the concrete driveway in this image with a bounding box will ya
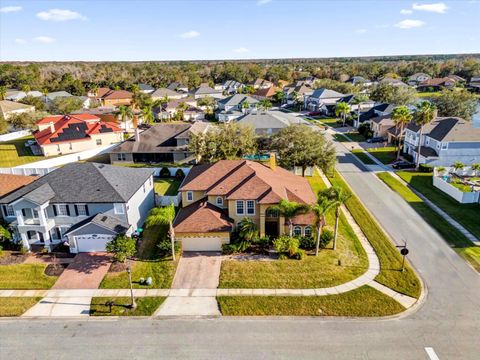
[171,252,223,289]
[52,253,111,289]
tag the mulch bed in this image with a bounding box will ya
[109,261,128,273]
[44,263,69,276]
[0,252,28,265]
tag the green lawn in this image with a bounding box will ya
[0,297,41,317]
[366,147,397,164]
[327,171,421,298]
[154,178,182,196]
[377,172,480,271]
[415,92,442,98]
[351,150,376,165]
[0,136,45,167]
[397,171,480,240]
[344,132,366,143]
[0,264,58,289]
[90,297,165,316]
[219,173,368,289]
[217,286,405,316]
[318,118,341,127]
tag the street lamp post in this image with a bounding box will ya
[126,260,136,309]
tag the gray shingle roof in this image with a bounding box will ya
[237,110,313,130]
[0,163,153,205]
[64,213,129,236]
[310,88,345,99]
[217,94,258,107]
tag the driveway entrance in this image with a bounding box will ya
[171,252,222,289]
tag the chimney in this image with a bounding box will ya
[269,152,276,171]
[50,122,55,133]
[135,127,140,142]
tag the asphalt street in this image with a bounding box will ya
[1,144,479,360]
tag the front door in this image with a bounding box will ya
[265,221,279,238]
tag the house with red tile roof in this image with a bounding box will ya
[173,158,316,251]
[34,113,123,157]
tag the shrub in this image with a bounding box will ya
[105,234,136,262]
[273,235,300,259]
[222,244,238,255]
[159,167,171,178]
[358,123,371,137]
[157,238,180,257]
[175,168,186,180]
[294,249,306,260]
[419,164,433,173]
[320,229,334,248]
[253,236,272,251]
[299,236,315,250]
[0,245,3,256]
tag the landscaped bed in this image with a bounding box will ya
[0,264,58,289]
[217,286,405,316]
[0,297,42,317]
[397,171,480,239]
[377,172,480,272]
[90,296,165,316]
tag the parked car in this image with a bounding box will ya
[307,111,323,117]
[367,136,385,143]
[392,161,415,169]
[24,139,36,147]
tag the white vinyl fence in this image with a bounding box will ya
[151,167,191,177]
[0,130,31,142]
[0,167,54,176]
[433,166,480,204]
[156,193,182,207]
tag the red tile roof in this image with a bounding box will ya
[253,86,278,98]
[0,174,37,198]
[102,90,133,100]
[174,199,234,233]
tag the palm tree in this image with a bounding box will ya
[351,94,369,126]
[41,88,49,103]
[238,218,258,242]
[20,84,31,95]
[258,99,272,112]
[0,86,7,100]
[471,163,480,177]
[311,191,335,256]
[391,106,413,160]
[335,102,350,127]
[414,101,437,169]
[241,100,250,113]
[116,105,134,132]
[323,186,351,251]
[436,166,446,176]
[291,90,299,106]
[130,84,140,94]
[146,204,176,261]
[141,105,154,125]
[452,161,464,174]
[271,199,310,237]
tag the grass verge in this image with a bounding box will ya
[351,150,376,165]
[217,286,405,316]
[327,170,421,298]
[0,264,58,289]
[90,297,165,316]
[377,172,480,271]
[397,171,480,240]
[0,297,42,317]
[366,147,397,164]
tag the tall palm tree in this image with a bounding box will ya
[414,101,437,169]
[90,84,99,99]
[391,106,413,160]
[116,105,134,133]
[41,88,49,103]
[0,86,7,100]
[21,84,31,94]
[311,191,335,256]
[335,102,350,127]
[471,163,480,177]
[258,99,272,112]
[271,199,310,237]
[351,94,369,126]
[141,105,154,124]
[452,161,465,174]
[241,100,250,113]
[322,186,351,251]
[146,204,176,261]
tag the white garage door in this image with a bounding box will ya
[75,234,114,252]
[180,237,225,251]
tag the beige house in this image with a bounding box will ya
[0,100,34,120]
[174,158,316,251]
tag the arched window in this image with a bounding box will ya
[304,226,312,237]
[266,208,279,218]
[293,226,302,236]
[216,197,223,206]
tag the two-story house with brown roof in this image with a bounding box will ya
[173,158,316,251]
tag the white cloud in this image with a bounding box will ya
[233,47,250,53]
[395,19,425,29]
[0,6,22,13]
[34,36,56,44]
[400,9,413,14]
[179,30,200,39]
[355,28,367,34]
[412,2,448,13]
[257,0,272,5]
[15,38,27,44]
[36,9,87,22]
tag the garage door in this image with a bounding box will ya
[75,234,114,252]
[180,236,225,251]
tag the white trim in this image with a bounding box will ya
[216,196,223,206]
[186,191,193,202]
[55,204,69,217]
[113,203,125,215]
[235,200,245,215]
[246,200,255,215]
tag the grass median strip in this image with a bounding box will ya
[90,297,165,316]
[0,297,42,317]
[0,264,58,289]
[217,286,405,316]
[327,170,421,298]
[377,172,480,271]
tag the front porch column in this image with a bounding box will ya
[20,232,30,252]
[259,213,266,238]
[38,205,48,227]
[279,216,286,236]
[15,209,24,226]
[43,231,52,252]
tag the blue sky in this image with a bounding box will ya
[0,0,479,61]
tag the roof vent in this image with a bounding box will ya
[101,216,107,222]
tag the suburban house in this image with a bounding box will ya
[34,113,123,157]
[167,82,189,93]
[369,115,396,139]
[216,94,258,122]
[154,97,199,121]
[353,103,394,128]
[5,90,42,101]
[151,88,187,100]
[0,100,34,120]
[407,73,431,86]
[469,76,480,92]
[252,78,273,89]
[403,117,480,166]
[416,77,457,92]
[346,76,373,86]
[305,88,345,112]
[236,110,314,135]
[138,83,155,94]
[191,85,223,99]
[222,80,245,94]
[109,122,212,165]
[46,91,73,103]
[173,158,316,251]
[96,88,133,107]
[252,86,278,101]
[0,163,154,253]
[283,81,313,105]
[379,78,407,87]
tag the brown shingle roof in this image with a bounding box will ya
[0,174,37,198]
[173,199,234,233]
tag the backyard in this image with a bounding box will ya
[0,136,44,167]
[154,178,182,196]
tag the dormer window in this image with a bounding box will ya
[187,191,193,202]
[216,197,223,206]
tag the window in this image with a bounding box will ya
[186,191,193,202]
[236,200,244,215]
[441,143,448,150]
[56,204,69,216]
[114,203,125,215]
[304,226,312,237]
[216,197,223,206]
[32,209,39,219]
[143,184,146,193]
[293,226,302,236]
[117,153,126,161]
[246,200,255,215]
[76,204,88,216]
[6,205,15,217]
[266,208,279,218]
[96,139,102,145]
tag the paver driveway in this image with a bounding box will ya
[171,252,222,289]
[52,253,111,289]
